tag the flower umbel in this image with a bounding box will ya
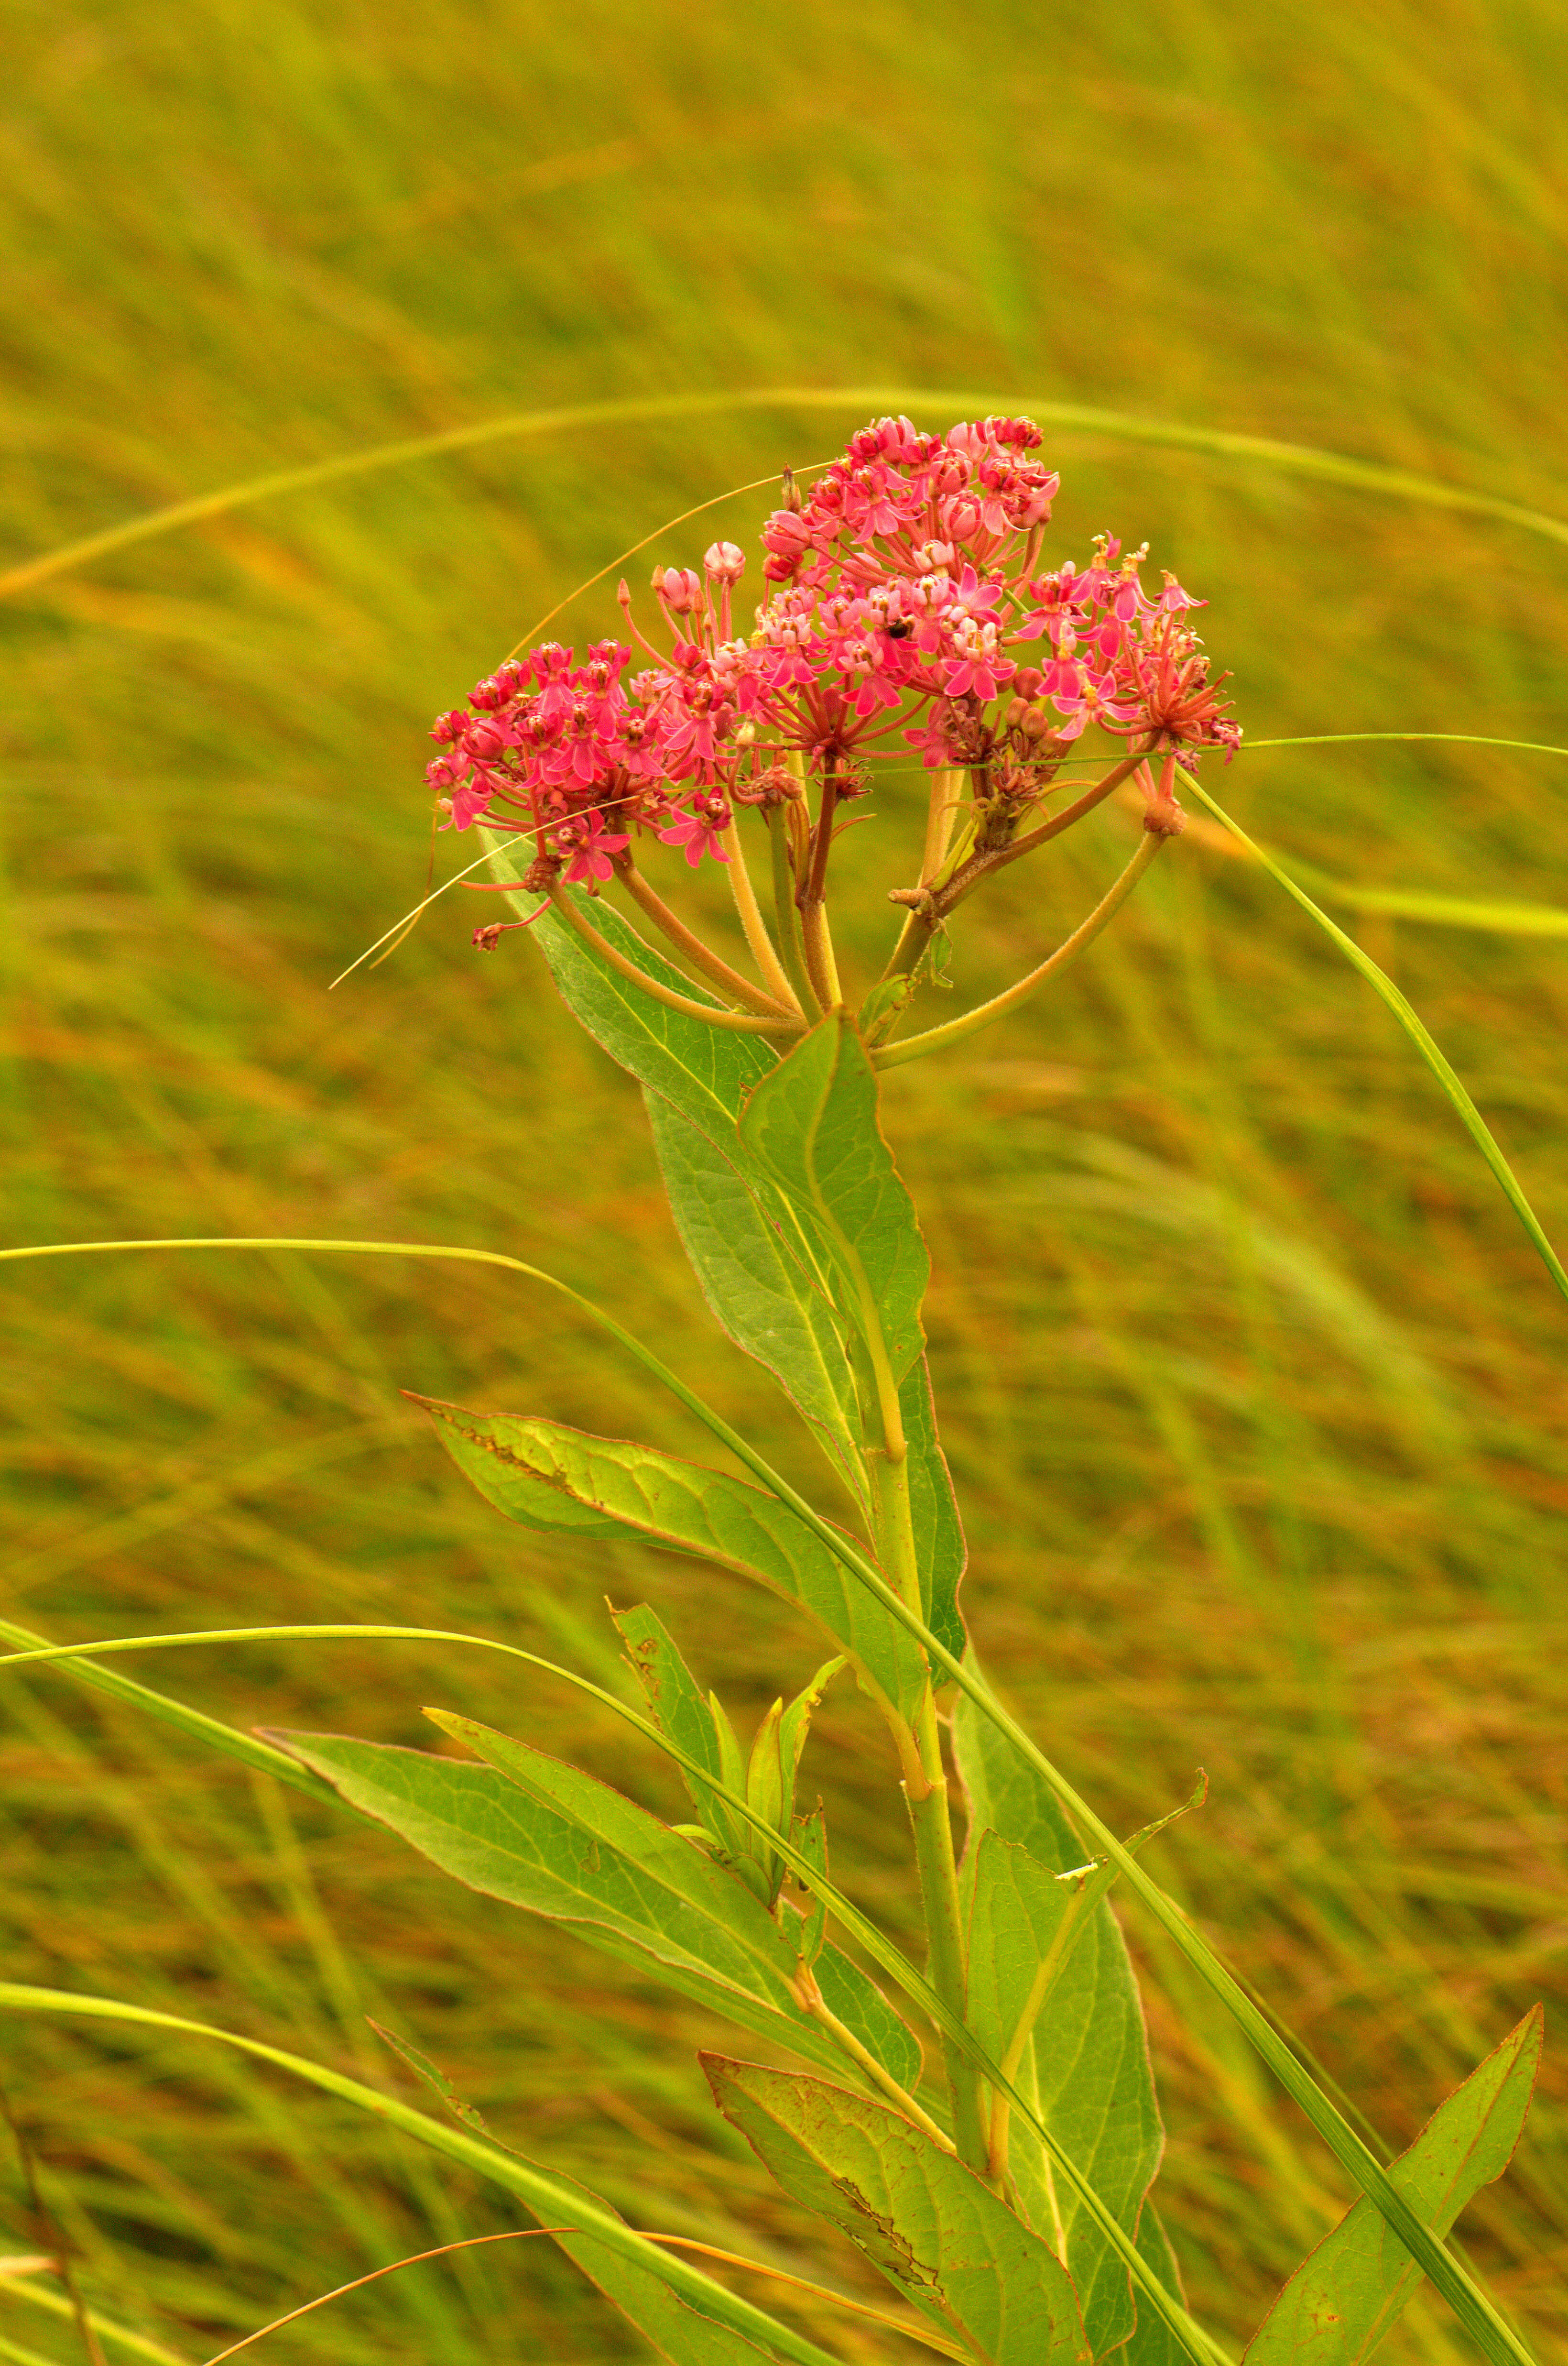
[425,415,1240,1060]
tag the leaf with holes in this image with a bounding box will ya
[704,2055,1089,2366]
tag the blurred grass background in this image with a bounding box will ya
[2,0,1567,2359]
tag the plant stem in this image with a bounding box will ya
[881,747,1154,988]
[790,1961,953,2152]
[720,819,803,1013]
[549,888,803,1036]
[767,805,822,1016]
[797,765,844,1009]
[874,830,1166,1070]
[881,766,967,982]
[860,1325,989,2176]
[615,857,795,1017]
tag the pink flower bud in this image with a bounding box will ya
[703,540,746,584]
[653,564,704,614]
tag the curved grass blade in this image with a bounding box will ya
[0,1610,340,1808]
[0,1985,842,2366]
[6,385,1566,603]
[0,1621,1221,2366]
[1184,780,1568,1307]
[0,1234,1528,2359]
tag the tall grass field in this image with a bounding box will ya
[1,3,1566,2361]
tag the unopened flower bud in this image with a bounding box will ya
[703,540,746,584]
[653,564,704,614]
[781,465,804,514]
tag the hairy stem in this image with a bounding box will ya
[767,804,823,1016]
[720,819,803,1013]
[874,829,1166,1070]
[797,765,844,1009]
[550,888,803,1036]
[881,766,967,981]
[615,857,795,1017]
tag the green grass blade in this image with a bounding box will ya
[0,1235,1531,2357]
[0,1985,845,2366]
[0,1611,341,1807]
[0,1620,1223,2366]
[5,386,1565,602]
[1184,781,1568,1307]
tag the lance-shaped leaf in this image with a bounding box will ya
[704,2056,1089,2366]
[737,1011,929,1386]
[437,1711,921,2096]
[418,1400,930,1721]
[643,1088,868,1510]
[965,1833,1163,2358]
[613,1601,746,1855]
[275,1726,919,2097]
[1244,2008,1543,2365]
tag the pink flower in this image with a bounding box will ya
[558,815,630,884]
[658,802,731,866]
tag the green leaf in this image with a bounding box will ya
[274,1724,915,2096]
[1121,2210,1190,2366]
[0,1979,841,2366]
[1245,2008,1543,2365]
[516,2156,780,2366]
[776,1655,845,1827]
[418,1399,930,1722]
[965,1834,1163,2358]
[489,859,784,1139]
[612,1602,747,1855]
[704,2056,1089,2366]
[738,1010,930,1385]
[435,1712,922,2100]
[899,1355,968,1666]
[642,1089,868,1510]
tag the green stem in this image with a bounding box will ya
[719,817,803,1013]
[862,1329,989,2177]
[550,887,803,1037]
[791,1962,953,2153]
[766,803,822,1015]
[875,830,1165,1070]
[797,765,844,1009]
[881,766,967,982]
[615,857,795,1017]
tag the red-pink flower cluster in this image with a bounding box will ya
[425,416,1238,887]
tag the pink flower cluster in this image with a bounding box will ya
[425,415,1238,890]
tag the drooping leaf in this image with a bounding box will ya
[642,1090,869,1510]
[612,1601,747,1855]
[418,1400,929,1721]
[1244,2008,1543,2366]
[965,1833,1163,2357]
[273,1726,916,2096]
[737,1011,930,1386]
[429,1712,923,2100]
[704,2056,1089,2366]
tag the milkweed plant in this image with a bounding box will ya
[2,413,1557,2366]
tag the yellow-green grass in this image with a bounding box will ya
[2,2,1566,2361]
